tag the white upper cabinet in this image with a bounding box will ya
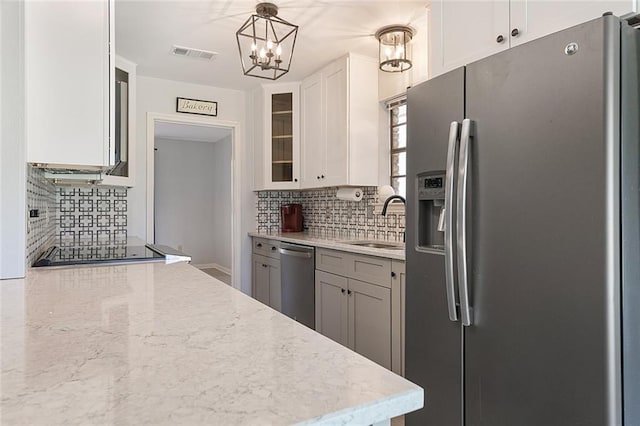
[429,0,637,77]
[429,1,510,78]
[25,0,114,169]
[319,57,349,187]
[300,73,324,186]
[254,82,301,190]
[300,53,379,189]
[509,0,636,47]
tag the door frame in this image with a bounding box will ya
[145,112,241,290]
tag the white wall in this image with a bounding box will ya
[209,134,233,269]
[0,0,27,279]
[130,75,255,294]
[154,135,232,269]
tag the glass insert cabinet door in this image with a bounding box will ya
[263,83,300,189]
[271,92,293,182]
[101,55,137,187]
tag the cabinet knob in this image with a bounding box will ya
[511,28,520,37]
[294,178,298,182]
[341,288,346,294]
[256,243,263,248]
[317,176,320,180]
[391,271,397,278]
[262,264,267,267]
[271,246,276,251]
[347,290,352,295]
[321,174,325,179]
[496,34,505,43]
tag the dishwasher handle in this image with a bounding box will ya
[278,247,313,259]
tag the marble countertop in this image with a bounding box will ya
[248,232,406,260]
[1,262,422,425]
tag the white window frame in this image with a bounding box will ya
[388,97,407,197]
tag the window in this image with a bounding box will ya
[389,98,407,197]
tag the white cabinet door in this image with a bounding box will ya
[510,0,636,47]
[25,0,113,168]
[322,57,349,187]
[315,270,349,347]
[300,72,324,187]
[260,83,300,190]
[429,0,510,77]
[348,278,392,370]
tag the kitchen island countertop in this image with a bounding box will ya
[1,262,422,425]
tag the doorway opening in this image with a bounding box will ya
[146,113,240,288]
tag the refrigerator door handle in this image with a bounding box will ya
[457,118,473,326]
[444,121,461,322]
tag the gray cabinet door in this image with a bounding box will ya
[315,270,348,346]
[267,259,281,312]
[391,260,405,376]
[252,255,270,306]
[464,17,618,426]
[348,278,392,370]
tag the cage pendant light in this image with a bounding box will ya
[236,2,298,80]
[375,25,415,73]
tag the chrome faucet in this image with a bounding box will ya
[381,195,406,216]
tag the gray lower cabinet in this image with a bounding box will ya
[348,278,392,369]
[391,260,406,376]
[315,252,394,371]
[315,270,349,346]
[252,254,282,312]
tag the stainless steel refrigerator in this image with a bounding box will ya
[405,14,640,426]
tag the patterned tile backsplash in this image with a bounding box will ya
[56,186,128,247]
[26,167,57,265]
[26,165,129,265]
[256,187,405,242]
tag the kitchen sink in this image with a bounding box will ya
[341,241,405,250]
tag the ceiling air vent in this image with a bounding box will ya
[171,45,218,61]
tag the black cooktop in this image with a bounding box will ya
[33,244,165,267]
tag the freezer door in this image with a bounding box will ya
[405,68,464,426]
[464,16,621,426]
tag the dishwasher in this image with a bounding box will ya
[278,243,315,329]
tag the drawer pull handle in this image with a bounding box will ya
[256,243,263,248]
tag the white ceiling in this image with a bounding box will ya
[155,121,232,142]
[115,0,428,91]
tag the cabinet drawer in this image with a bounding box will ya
[350,254,391,288]
[253,237,280,259]
[316,248,392,288]
[316,248,351,277]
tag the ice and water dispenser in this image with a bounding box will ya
[417,172,446,250]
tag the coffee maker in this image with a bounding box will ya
[280,204,303,232]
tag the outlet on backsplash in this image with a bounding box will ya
[255,187,405,242]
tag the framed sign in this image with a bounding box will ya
[176,97,218,117]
